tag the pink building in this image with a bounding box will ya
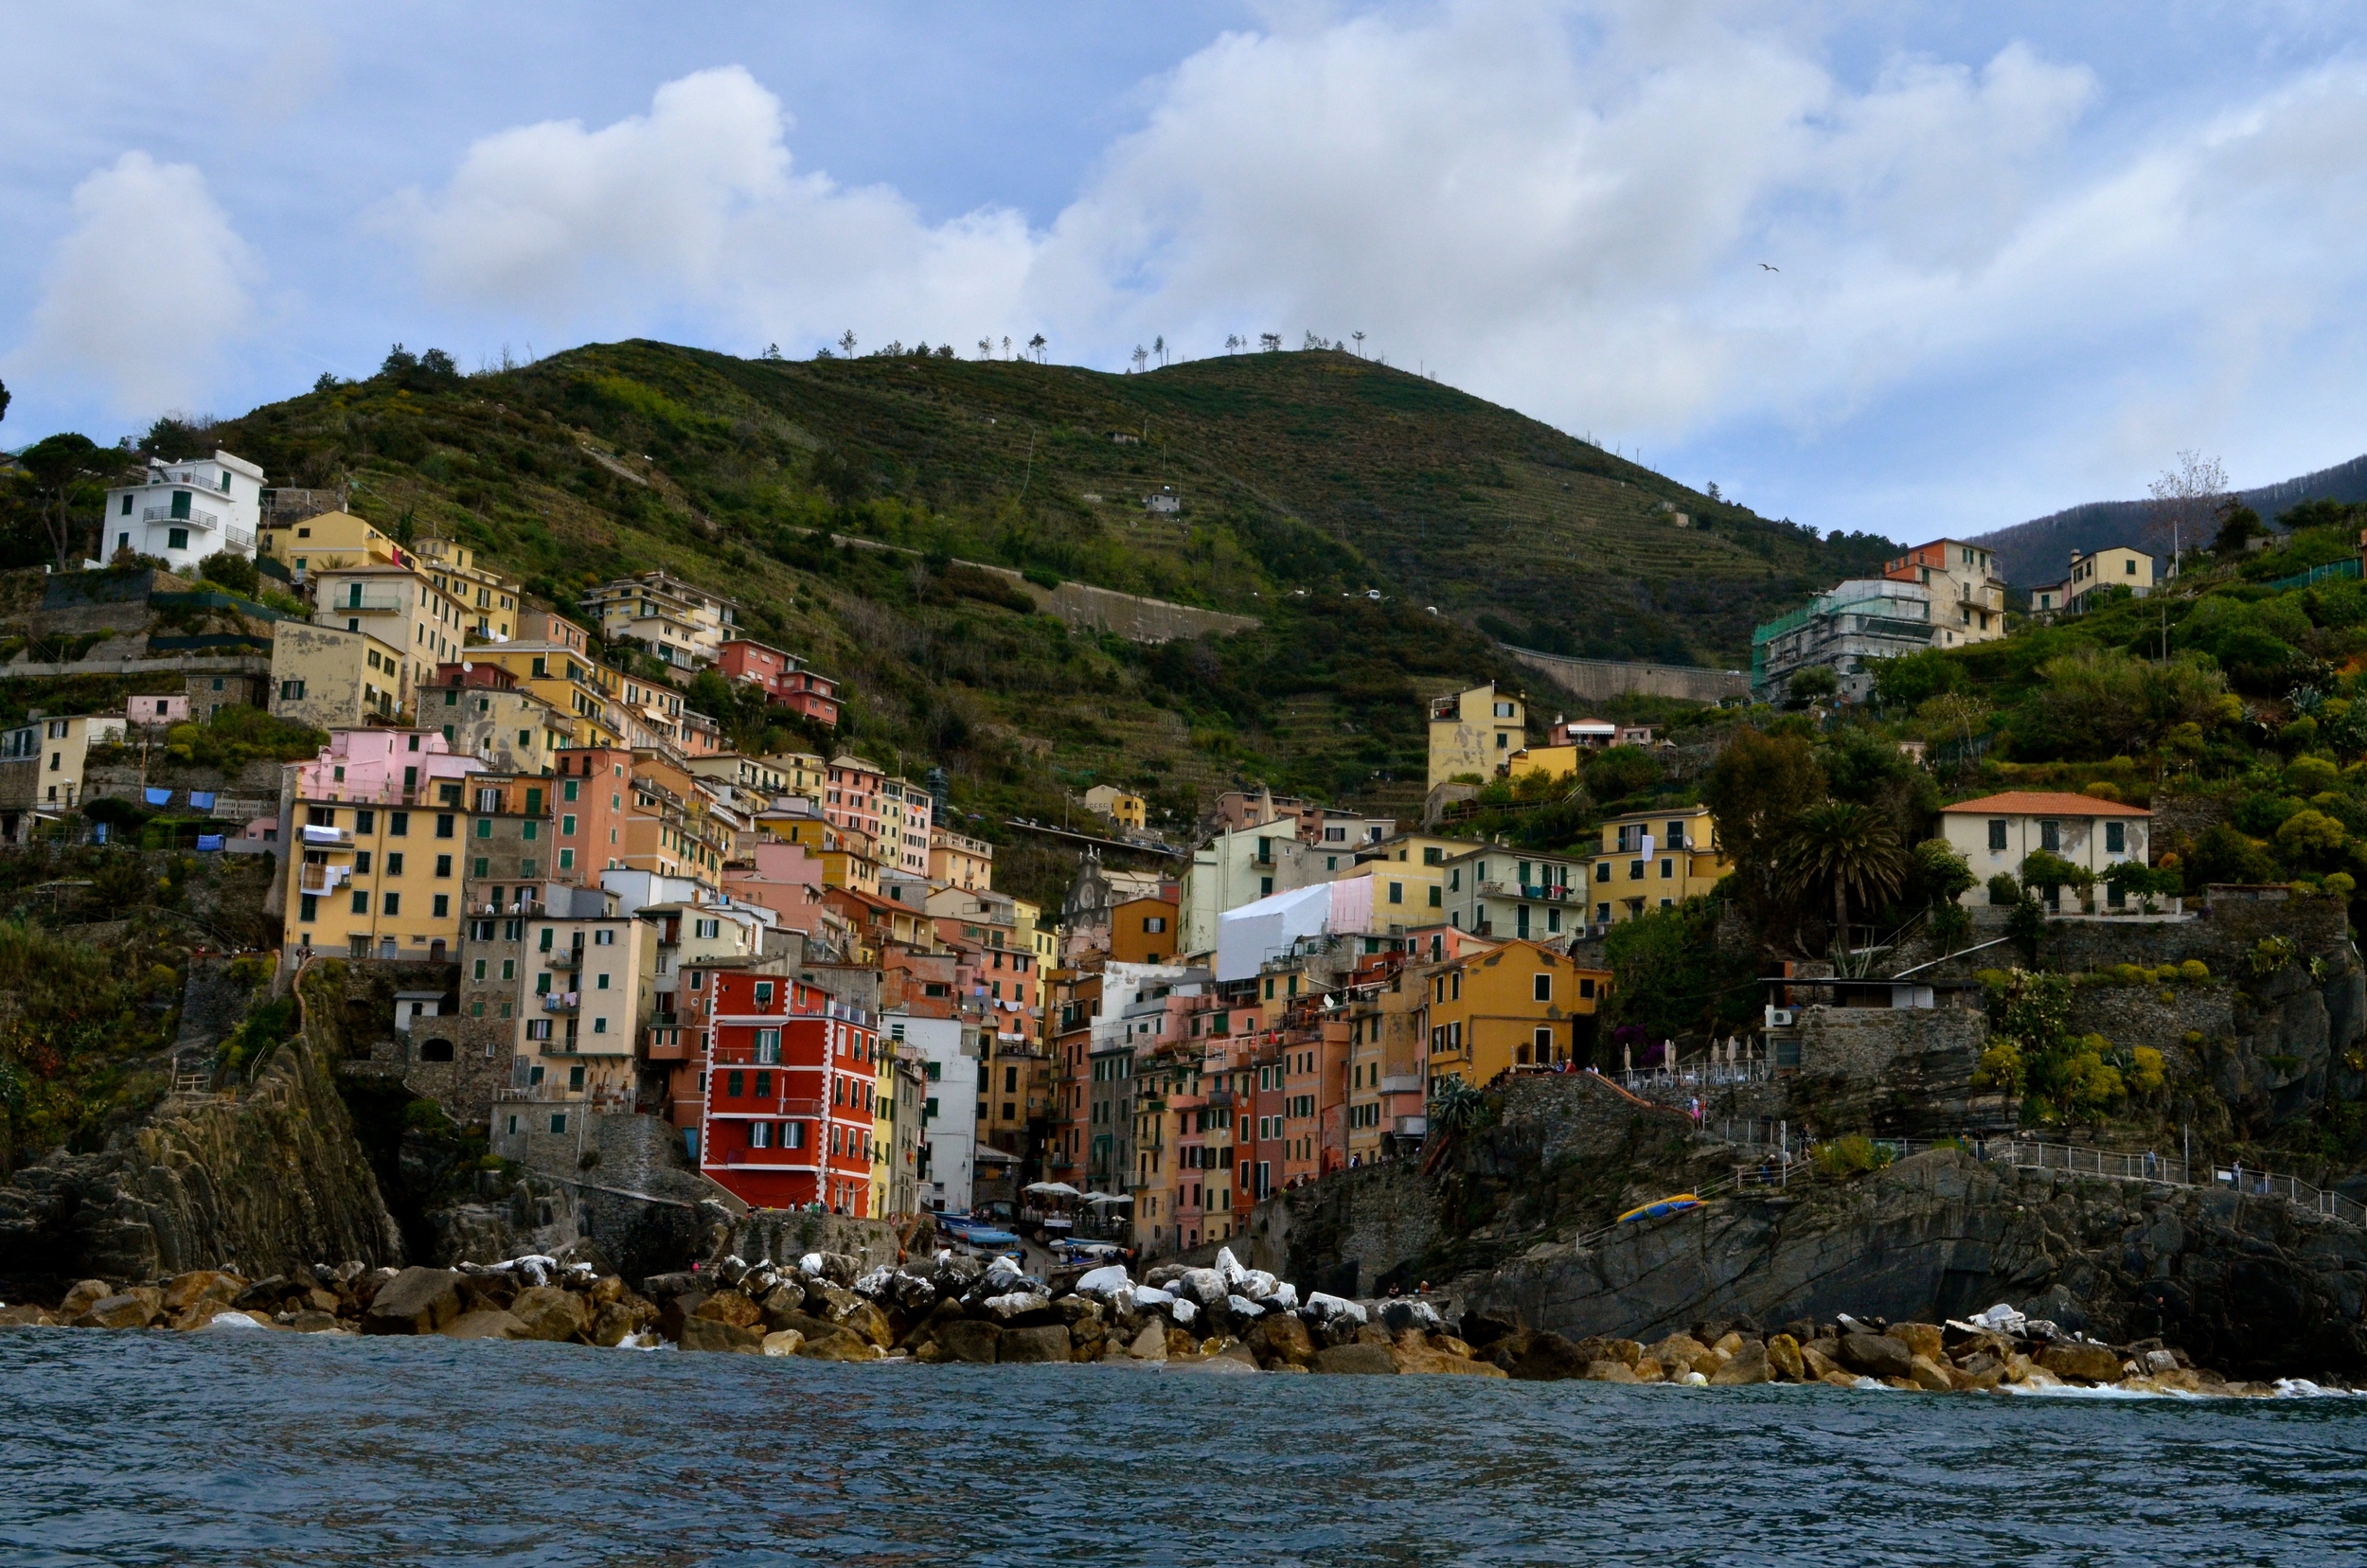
[721,841,831,934]
[292,727,484,806]
[718,639,841,728]
[824,754,884,846]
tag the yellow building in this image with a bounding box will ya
[258,509,400,577]
[762,751,828,808]
[1506,743,1581,781]
[270,622,413,730]
[1427,683,1525,789]
[764,814,881,897]
[1083,784,1148,829]
[1332,830,1470,933]
[411,536,523,642]
[284,730,486,962]
[1420,940,1610,1090]
[0,712,127,819]
[423,671,571,775]
[465,644,625,748]
[310,562,474,695]
[2064,546,2158,614]
[625,753,730,891]
[929,828,993,892]
[1577,804,1729,925]
[578,570,739,670]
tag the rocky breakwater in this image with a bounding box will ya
[637,1246,1504,1375]
[1456,1301,2314,1398]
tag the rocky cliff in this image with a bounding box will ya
[1461,1149,2367,1379]
[0,1007,403,1291]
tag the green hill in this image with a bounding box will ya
[48,341,1897,902]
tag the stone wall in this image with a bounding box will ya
[2066,982,2236,1069]
[1497,645,1751,704]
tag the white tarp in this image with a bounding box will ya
[1215,882,1333,983]
[1326,875,1373,937]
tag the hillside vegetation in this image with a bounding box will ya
[0,342,1905,900]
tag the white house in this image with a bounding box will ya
[881,1009,977,1214]
[1938,791,2151,908]
[100,450,265,573]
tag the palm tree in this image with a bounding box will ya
[1430,1078,1485,1137]
[1777,802,1908,965]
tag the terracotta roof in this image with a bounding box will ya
[1939,791,2149,817]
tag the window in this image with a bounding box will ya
[299,895,317,922]
[561,815,577,835]
[355,851,374,875]
[1388,882,1404,905]
[1595,862,1611,883]
[2039,820,2060,852]
[385,853,404,877]
[563,779,578,802]
[279,679,306,701]
[436,814,454,838]
[357,810,376,834]
[2106,821,2127,853]
[350,891,368,915]
[1988,819,2009,852]
[432,895,449,918]
[1144,916,1166,934]
[1660,858,1674,880]
[1428,885,1442,908]
[1628,860,1645,881]
[754,981,774,1008]
[168,527,188,550]
[383,893,400,915]
[474,818,492,840]
[1534,973,1552,1002]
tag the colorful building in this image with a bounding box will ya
[1577,804,1729,926]
[1426,683,1525,789]
[284,729,485,962]
[702,970,880,1214]
[1420,940,1611,1090]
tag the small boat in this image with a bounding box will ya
[1616,1194,1702,1224]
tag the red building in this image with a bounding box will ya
[700,970,880,1214]
[717,639,841,728]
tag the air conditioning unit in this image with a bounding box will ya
[1764,1007,1796,1029]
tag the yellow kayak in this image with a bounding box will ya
[1616,1194,1702,1223]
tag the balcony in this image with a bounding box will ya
[1393,1114,1429,1137]
[1478,881,1573,902]
[544,949,580,970]
[329,592,406,614]
[297,864,350,895]
[144,505,220,530]
[540,991,579,1013]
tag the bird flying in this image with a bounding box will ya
[1759,262,1779,272]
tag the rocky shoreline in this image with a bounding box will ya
[3,1246,2352,1398]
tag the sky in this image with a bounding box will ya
[6,1,2367,541]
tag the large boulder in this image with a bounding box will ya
[440,1309,531,1341]
[0,1305,56,1327]
[363,1268,465,1336]
[1583,1360,1641,1383]
[761,1329,806,1357]
[510,1287,590,1344]
[678,1316,764,1353]
[1890,1323,1946,1363]
[1075,1264,1131,1298]
[758,1282,808,1327]
[1380,1299,1443,1336]
[981,1290,1054,1325]
[697,1291,765,1330]
[161,1271,246,1315]
[1508,1332,1592,1381]
[2039,1343,2128,1384]
[58,1279,114,1318]
[1127,1322,1168,1362]
[1248,1311,1318,1369]
[999,1325,1074,1364]
[799,1328,879,1362]
[1314,1343,1401,1376]
[1172,1268,1228,1306]
[1709,1339,1772,1386]
[900,1298,966,1351]
[1838,1332,1915,1381]
[832,1299,896,1348]
[1765,1334,1806,1382]
[938,1319,1003,1364]
[1645,1332,1711,1373]
[1908,1354,1956,1392]
[76,1290,163,1329]
[589,1302,643,1347]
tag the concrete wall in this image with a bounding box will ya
[1498,645,1751,704]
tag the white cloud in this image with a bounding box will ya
[378,8,2367,527]
[7,151,260,418]
[388,65,1037,350]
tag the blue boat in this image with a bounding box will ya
[1615,1194,1702,1224]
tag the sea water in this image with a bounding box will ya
[5,1329,2365,1566]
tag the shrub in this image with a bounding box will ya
[2250,936,2298,975]
[2129,1046,2167,1094]
[1811,1133,1895,1178]
[2179,959,2211,982]
[1987,873,2020,907]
